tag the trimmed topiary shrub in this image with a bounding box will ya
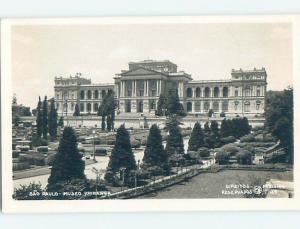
[215,150,230,165]
[236,150,252,165]
[221,144,241,156]
[220,136,236,144]
[240,134,255,143]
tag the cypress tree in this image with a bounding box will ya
[42,96,48,139]
[58,116,64,128]
[48,98,58,141]
[156,94,166,116]
[188,122,204,151]
[105,125,136,181]
[166,89,184,116]
[73,104,80,116]
[210,120,219,136]
[47,127,85,190]
[36,96,43,138]
[204,121,210,134]
[107,115,112,131]
[165,116,184,155]
[143,124,168,170]
[220,119,233,138]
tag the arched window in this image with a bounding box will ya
[223,87,229,97]
[194,101,201,112]
[195,87,201,98]
[80,103,84,112]
[186,88,193,98]
[101,90,106,98]
[126,101,131,113]
[234,101,239,111]
[93,103,98,112]
[80,91,85,100]
[213,101,219,112]
[87,103,92,112]
[204,101,210,112]
[87,90,92,99]
[245,86,251,97]
[256,101,261,110]
[204,87,210,98]
[137,101,143,112]
[222,101,228,112]
[244,101,250,112]
[94,90,99,99]
[214,87,220,97]
[187,102,192,112]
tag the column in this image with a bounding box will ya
[220,87,223,97]
[210,87,213,97]
[144,80,147,96]
[219,101,222,113]
[146,80,148,96]
[156,80,159,96]
[134,80,137,97]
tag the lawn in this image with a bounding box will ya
[139,169,293,199]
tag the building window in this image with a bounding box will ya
[235,87,239,97]
[186,88,193,98]
[80,103,84,112]
[187,102,192,112]
[71,103,74,111]
[245,86,251,97]
[256,101,261,110]
[87,103,92,112]
[234,101,239,111]
[94,90,99,99]
[151,90,157,96]
[137,101,143,112]
[80,91,85,100]
[222,101,228,112]
[204,101,210,112]
[223,87,229,97]
[256,86,261,96]
[195,87,201,98]
[194,101,201,112]
[87,90,92,99]
[213,87,220,97]
[101,90,106,98]
[204,87,210,98]
[126,101,131,113]
[244,101,250,112]
[213,101,219,112]
[94,103,98,112]
[56,103,60,110]
[56,94,60,99]
[139,90,144,96]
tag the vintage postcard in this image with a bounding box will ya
[1,16,299,213]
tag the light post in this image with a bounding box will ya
[92,130,96,162]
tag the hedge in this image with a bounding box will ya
[19,152,45,166]
[13,162,30,171]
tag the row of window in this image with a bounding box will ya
[57,102,100,113]
[185,101,261,112]
[186,86,262,98]
[125,100,156,113]
[80,89,112,100]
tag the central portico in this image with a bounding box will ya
[114,60,192,115]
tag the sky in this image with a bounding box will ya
[11,23,293,109]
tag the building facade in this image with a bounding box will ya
[54,60,267,117]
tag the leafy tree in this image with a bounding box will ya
[73,104,80,116]
[47,127,85,190]
[188,122,204,151]
[165,116,184,156]
[13,182,46,200]
[36,96,43,138]
[220,119,233,138]
[42,96,48,139]
[48,98,57,141]
[156,94,167,116]
[105,124,136,185]
[265,88,293,164]
[142,124,169,174]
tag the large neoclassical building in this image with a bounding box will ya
[54,60,267,117]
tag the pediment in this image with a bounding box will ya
[121,67,165,76]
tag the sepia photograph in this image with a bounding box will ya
[1,16,299,213]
